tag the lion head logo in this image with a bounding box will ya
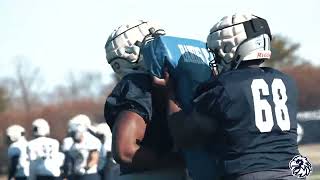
[289,155,312,178]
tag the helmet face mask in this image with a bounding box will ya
[209,48,234,74]
[70,130,84,142]
[207,13,272,73]
[69,123,86,142]
[109,57,145,78]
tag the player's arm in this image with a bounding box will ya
[112,110,165,170]
[8,155,19,180]
[162,70,217,148]
[106,74,183,170]
[85,149,99,171]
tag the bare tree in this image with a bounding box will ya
[0,86,9,112]
[12,56,42,113]
[264,35,308,68]
[51,71,104,102]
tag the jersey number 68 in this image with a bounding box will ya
[251,79,290,133]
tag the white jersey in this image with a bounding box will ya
[27,137,64,178]
[70,132,101,175]
[98,137,112,171]
[7,137,29,177]
[62,137,74,152]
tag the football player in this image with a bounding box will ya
[68,115,101,180]
[6,125,29,180]
[27,118,64,180]
[61,117,79,180]
[62,114,95,157]
[166,13,301,179]
[104,20,187,179]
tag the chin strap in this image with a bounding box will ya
[209,59,219,76]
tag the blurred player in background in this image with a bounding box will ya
[95,123,120,180]
[68,114,101,180]
[61,117,81,180]
[28,118,64,180]
[6,125,29,180]
[104,20,187,180]
[166,13,301,179]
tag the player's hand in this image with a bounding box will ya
[152,68,176,97]
[152,67,170,87]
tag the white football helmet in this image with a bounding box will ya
[105,20,165,78]
[70,114,91,129]
[95,123,112,139]
[207,13,272,72]
[32,118,50,137]
[6,125,25,142]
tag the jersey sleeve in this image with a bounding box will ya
[8,145,21,158]
[104,73,153,128]
[193,79,231,118]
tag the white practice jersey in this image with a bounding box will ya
[8,137,29,177]
[62,137,74,152]
[98,137,112,171]
[27,137,64,178]
[70,132,101,175]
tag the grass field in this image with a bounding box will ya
[309,171,320,180]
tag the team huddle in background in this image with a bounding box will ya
[7,12,311,180]
[6,115,119,180]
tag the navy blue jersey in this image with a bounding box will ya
[194,67,299,177]
[104,73,174,173]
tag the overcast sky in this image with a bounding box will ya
[0,0,319,90]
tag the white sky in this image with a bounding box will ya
[0,0,319,90]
